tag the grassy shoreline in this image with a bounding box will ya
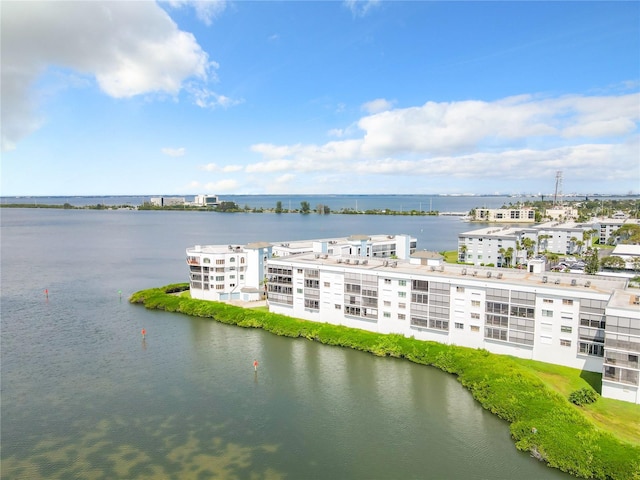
[130,283,640,479]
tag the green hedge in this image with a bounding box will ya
[130,284,640,480]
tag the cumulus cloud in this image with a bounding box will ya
[361,98,394,114]
[344,0,381,17]
[162,147,186,157]
[275,173,295,184]
[166,0,227,26]
[1,1,224,151]
[244,91,639,186]
[222,165,244,173]
[199,163,244,172]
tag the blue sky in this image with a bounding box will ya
[1,1,639,196]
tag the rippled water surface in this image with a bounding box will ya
[1,209,570,479]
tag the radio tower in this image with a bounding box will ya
[553,171,563,207]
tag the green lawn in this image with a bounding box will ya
[512,357,640,446]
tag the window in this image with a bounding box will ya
[215,276,224,281]
[561,325,572,333]
[216,284,224,290]
[297,288,303,294]
[471,313,480,319]
[324,282,330,288]
[384,301,391,307]
[456,286,465,293]
[471,300,481,307]
[543,298,553,304]
[471,326,480,332]
[398,291,406,298]
[562,299,574,306]
[398,313,406,320]
[399,280,407,286]
[384,279,391,285]
[335,304,341,310]
[216,259,225,265]
[560,339,571,347]
[398,302,406,309]
[455,322,464,329]
[304,299,319,309]
[542,310,553,317]
[230,257,235,262]
[383,312,391,318]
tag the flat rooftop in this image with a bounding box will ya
[273,252,628,295]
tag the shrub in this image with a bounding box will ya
[569,387,600,406]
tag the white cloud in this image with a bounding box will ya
[200,163,219,172]
[166,0,227,26]
[275,173,295,184]
[162,147,186,157]
[199,163,244,172]
[244,92,639,187]
[1,1,217,150]
[361,98,394,114]
[222,165,244,173]
[189,85,244,109]
[343,0,381,17]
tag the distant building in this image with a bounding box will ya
[458,222,592,267]
[545,206,578,221]
[593,218,640,245]
[533,221,586,255]
[473,207,536,223]
[149,196,185,207]
[610,245,640,270]
[193,194,220,207]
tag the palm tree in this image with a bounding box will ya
[459,244,468,262]
[498,247,506,267]
[522,237,535,259]
[504,247,514,268]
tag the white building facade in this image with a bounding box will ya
[186,242,272,302]
[473,207,536,223]
[186,234,640,404]
[265,251,639,404]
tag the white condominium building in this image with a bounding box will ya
[186,234,417,302]
[473,208,536,223]
[187,234,640,404]
[459,222,591,267]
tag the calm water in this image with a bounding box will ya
[1,193,600,211]
[1,208,571,479]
